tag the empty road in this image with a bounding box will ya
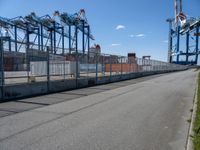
[0,70,197,150]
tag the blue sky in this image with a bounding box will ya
[0,0,199,61]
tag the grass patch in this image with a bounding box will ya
[193,73,200,150]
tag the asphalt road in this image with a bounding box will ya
[0,74,164,118]
[0,70,197,150]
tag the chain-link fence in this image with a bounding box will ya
[0,37,187,100]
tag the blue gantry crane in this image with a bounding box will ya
[0,9,94,55]
[167,0,200,65]
[0,9,95,77]
[54,9,94,55]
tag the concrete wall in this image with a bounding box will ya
[0,69,186,101]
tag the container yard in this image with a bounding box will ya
[0,0,199,101]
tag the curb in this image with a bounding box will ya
[186,73,199,150]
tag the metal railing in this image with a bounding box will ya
[0,37,187,100]
[0,38,187,86]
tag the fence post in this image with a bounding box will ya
[129,58,131,74]
[63,58,66,80]
[102,54,105,77]
[47,46,50,92]
[96,52,98,83]
[121,56,123,77]
[75,26,78,88]
[0,38,4,100]
[26,24,30,83]
[110,55,112,80]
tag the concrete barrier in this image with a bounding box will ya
[49,79,76,93]
[0,70,186,101]
[4,82,48,100]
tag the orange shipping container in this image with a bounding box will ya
[105,63,141,73]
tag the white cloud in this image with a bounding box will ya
[116,25,125,30]
[163,40,168,43]
[110,44,121,47]
[129,34,145,38]
[136,34,145,37]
